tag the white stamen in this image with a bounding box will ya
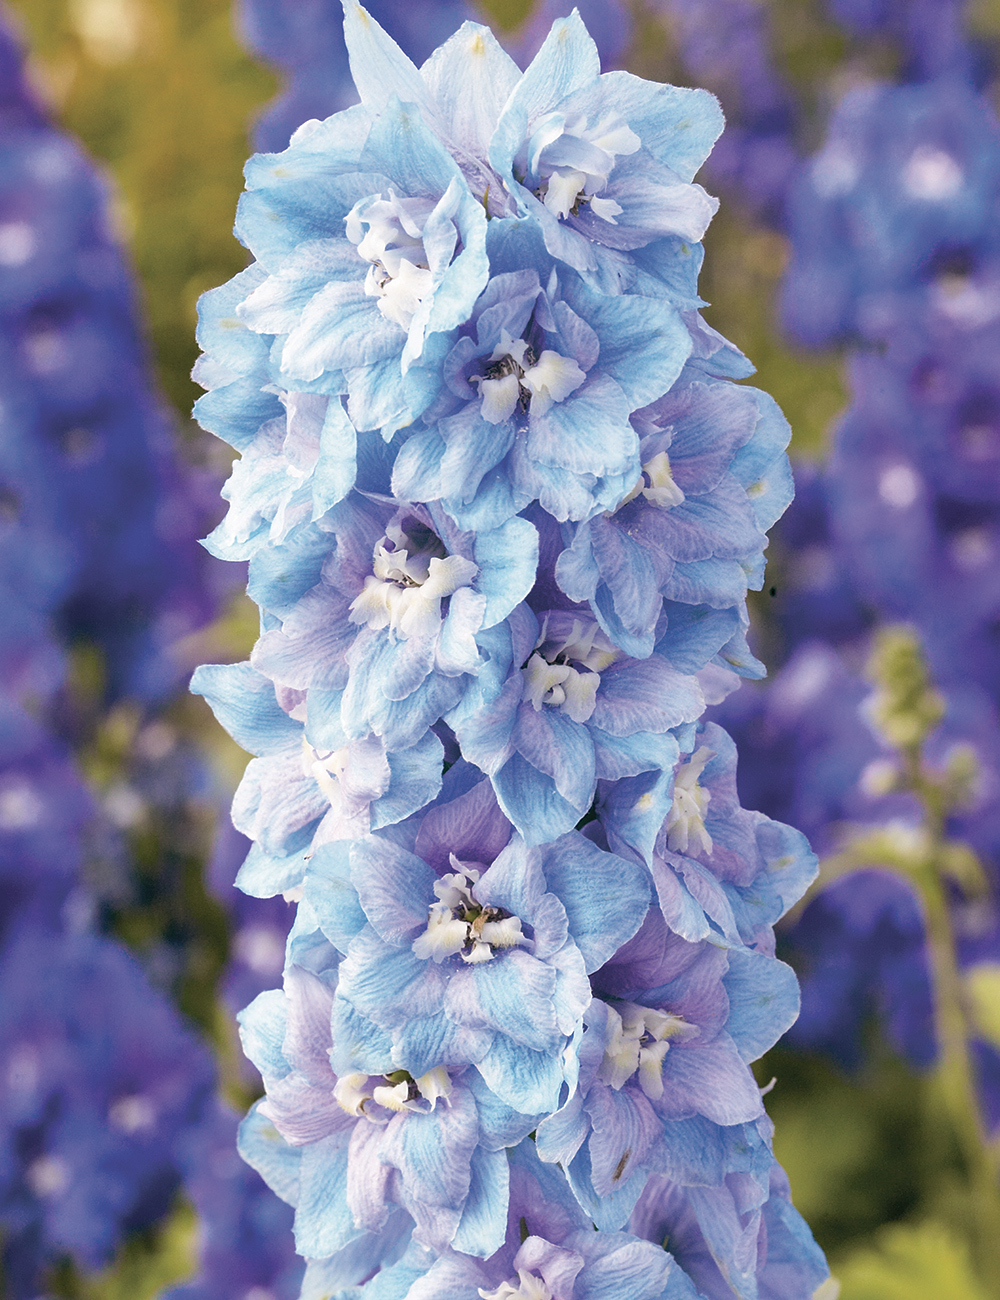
[618,450,685,511]
[473,327,584,424]
[521,350,586,416]
[302,737,350,804]
[526,109,640,223]
[371,1080,413,1111]
[347,191,436,330]
[333,1073,374,1117]
[336,1068,452,1121]
[597,1001,699,1100]
[349,521,478,639]
[664,746,714,856]
[522,615,619,723]
[479,1271,552,1300]
[412,867,527,964]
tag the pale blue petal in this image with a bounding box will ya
[451,1146,510,1258]
[514,703,596,812]
[238,990,291,1080]
[238,1103,300,1206]
[656,603,741,675]
[342,1,430,114]
[351,837,436,943]
[296,1132,358,1257]
[474,517,539,629]
[490,11,601,176]
[190,661,300,756]
[282,280,403,382]
[591,73,724,181]
[592,726,675,780]
[236,839,312,899]
[475,1032,565,1115]
[467,1070,540,1150]
[599,761,678,869]
[592,658,703,738]
[377,1083,479,1226]
[565,1144,646,1232]
[541,833,649,971]
[564,283,691,410]
[723,949,800,1062]
[526,375,635,476]
[304,841,367,952]
[371,729,445,830]
[247,522,333,617]
[493,751,581,847]
[584,1082,661,1198]
[421,22,521,164]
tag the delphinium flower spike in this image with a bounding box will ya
[194,5,830,1294]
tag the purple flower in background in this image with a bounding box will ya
[0,933,214,1290]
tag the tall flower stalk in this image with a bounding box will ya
[194,5,829,1294]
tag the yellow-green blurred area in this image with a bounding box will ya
[4,1,987,1296]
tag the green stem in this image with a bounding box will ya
[909,753,1000,1292]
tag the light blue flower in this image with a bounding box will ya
[534,917,799,1232]
[447,605,705,846]
[305,770,649,1115]
[190,660,445,890]
[556,374,792,660]
[598,720,819,949]
[238,493,538,754]
[489,10,722,287]
[342,4,723,292]
[392,220,692,530]
[237,935,534,1260]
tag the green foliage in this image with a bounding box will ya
[759,1048,929,1253]
[834,1220,989,1300]
[966,965,1000,1052]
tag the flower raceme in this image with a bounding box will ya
[193,3,830,1296]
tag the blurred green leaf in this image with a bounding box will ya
[966,964,1000,1051]
[833,1220,989,1300]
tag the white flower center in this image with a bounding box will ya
[349,519,478,639]
[346,191,436,330]
[617,450,686,511]
[333,1066,451,1122]
[479,1271,552,1300]
[473,326,585,424]
[664,746,714,856]
[301,737,350,805]
[597,1000,699,1101]
[525,109,640,222]
[412,856,528,965]
[523,614,620,725]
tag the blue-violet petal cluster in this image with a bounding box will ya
[194,6,829,1295]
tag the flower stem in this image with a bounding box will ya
[909,753,1000,1293]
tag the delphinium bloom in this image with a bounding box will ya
[0,17,298,1295]
[195,5,830,1294]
